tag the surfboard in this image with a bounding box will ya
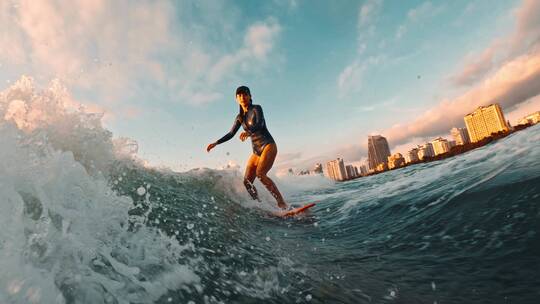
[274,203,316,218]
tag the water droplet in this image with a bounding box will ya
[265,236,270,241]
[314,222,319,227]
[431,281,436,291]
[187,223,194,230]
[306,294,312,301]
[197,212,203,218]
[136,186,146,196]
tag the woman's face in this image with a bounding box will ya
[236,92,251,108]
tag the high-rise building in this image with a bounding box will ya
[431,137,450,156]
[464,104,509,143]
[417,143,434,160]
[325,158,347,181]
[367,135,391,170]
[356,164,368,175]
[387,153,405,169]
[405,148,419,163]
[345,165,357,179]
[451,127,470,145]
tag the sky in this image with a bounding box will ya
[1,0,540,174]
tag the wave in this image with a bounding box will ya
[1,76,539,303]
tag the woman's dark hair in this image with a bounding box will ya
[236,86,251,96]
[237,85,252,116]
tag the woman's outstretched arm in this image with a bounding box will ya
[207,115,241,152]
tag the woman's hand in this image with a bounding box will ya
[206,142,217,152]
[239,131,250,142]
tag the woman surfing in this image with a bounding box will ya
[207,86,288,210]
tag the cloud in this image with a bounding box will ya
[276,151,302,164]
[207,19,282,86]
[337,60,365,97]
[0,1,283,108]
[450,0,540,87]
[505,94,540,124]
[0,2,27,64]
[395,25,406,39]
[272,0,299,12]
[406,1,441,22]
[383,47,540,145]
[511,0,540,53]
[337,56,381,98]
[358,0,383,27]
[394,1,444,40]
[356,0,383,51]
[449,44,499,86]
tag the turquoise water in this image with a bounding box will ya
[1,81,539,303]
[108,124,539,304]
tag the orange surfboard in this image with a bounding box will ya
[274,203,316,218]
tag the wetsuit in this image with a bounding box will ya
[216,104,275,156]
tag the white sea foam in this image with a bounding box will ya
[0,77,199,303]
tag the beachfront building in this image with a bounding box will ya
[432,137,451,156]
[375,162,388,172]
[356,164,368,176]
[405,148,420,163]
[518,111,540,125]
[451,127,470,145]
[417,143,435,160]
[368,135,391,171]
[464,104,510,143]
[325,158,347,181]
[388,153,406,169]
[345,165,358,179]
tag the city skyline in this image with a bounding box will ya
[321,105,538,180]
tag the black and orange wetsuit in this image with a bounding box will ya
[215,103,275,156]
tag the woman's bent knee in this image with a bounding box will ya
[256,171,267,181]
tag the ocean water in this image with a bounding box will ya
[1,78,539,304]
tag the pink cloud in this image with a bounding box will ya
[449,44,499,86]
[384,47,540,145]
[450,0,540,87]
[505,94,540,124]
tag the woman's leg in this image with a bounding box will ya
[256,143,287,209]
[244,153,260,201]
